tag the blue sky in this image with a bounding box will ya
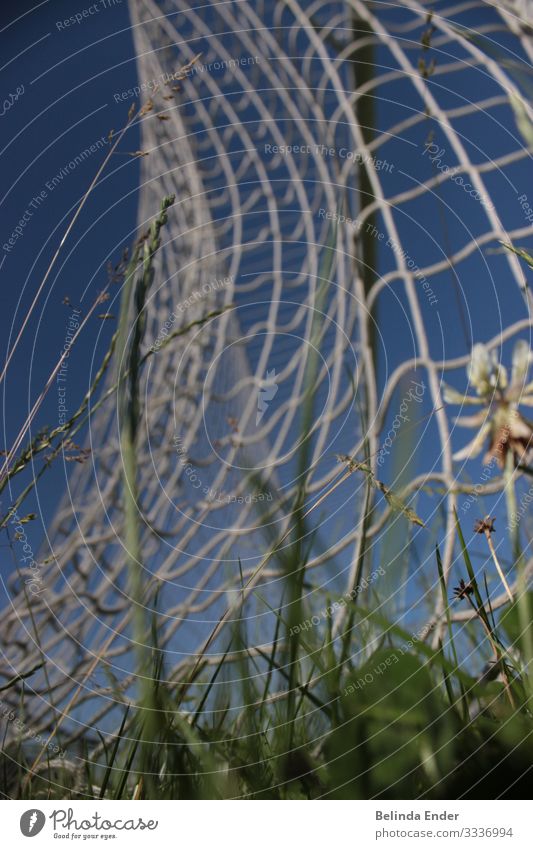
[1,0,140,540]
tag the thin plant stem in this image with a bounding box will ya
[464,593,516,709]
[0,292,107,487]
[504,450,520,561]
[0,112,136,389]
[484,529,514,603]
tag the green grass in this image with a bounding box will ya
[1,199,532,801]
[11,526,532,799]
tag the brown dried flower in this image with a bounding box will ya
[473,516,496,535]
[452,578,475,601]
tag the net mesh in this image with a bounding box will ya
[1,0,533,747]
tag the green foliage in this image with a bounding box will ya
[3,206,533,803]
[326,650,455,798]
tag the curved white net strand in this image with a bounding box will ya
[496,0,533,34]
[1,0,532,743]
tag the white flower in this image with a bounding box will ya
[467,343,507,396]
[444,339,533,466]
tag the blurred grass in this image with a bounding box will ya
[1,203,532,802]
